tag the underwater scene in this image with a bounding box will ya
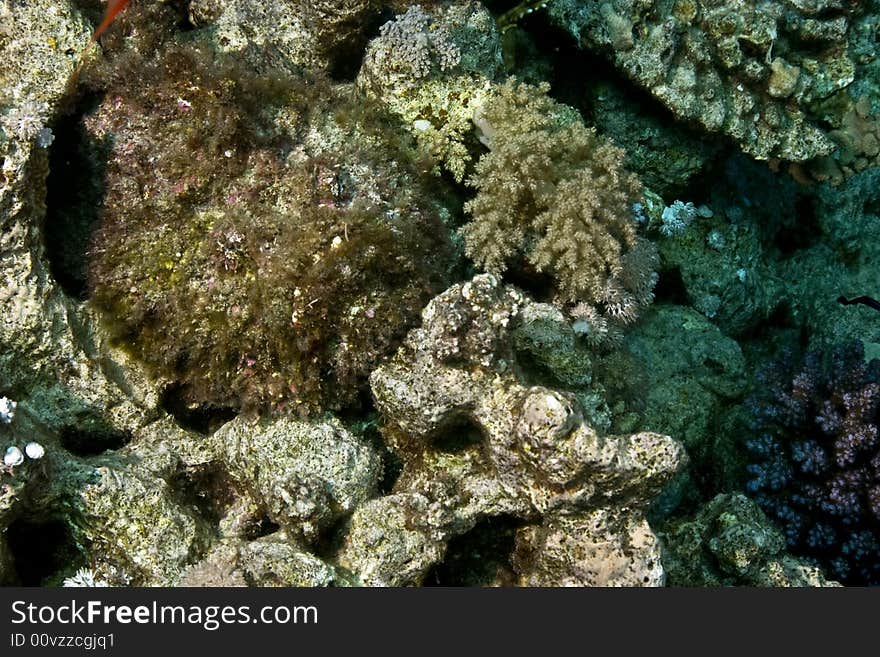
[0,0,879,588]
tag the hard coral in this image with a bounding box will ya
[548,0,860,161]
[85,42,455,416]
[745,341,880,584]
[461,79,657,333]
[356,2,503,181]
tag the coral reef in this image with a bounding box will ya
[2,0,879,590]
[744,341,880,585]
[609,306,747,440]
[654,197,784,336]
[339,274,686,586]
[357,2,503,180]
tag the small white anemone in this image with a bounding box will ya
[25,442,45,460]
[4,445,24,467]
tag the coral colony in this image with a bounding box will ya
[0,0,879,586]
[745,343,880,585]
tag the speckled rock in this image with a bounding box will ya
[0,416,214,586]
[660,493,839,586]
[188,0,379,73]
[514,511,664,587]
[216,416,382,543]
[337,493,449,587]
[338,275,686,586]
[178,533,339,587]
[0,0,159,440]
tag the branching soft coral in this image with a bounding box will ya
[461,80,656,336]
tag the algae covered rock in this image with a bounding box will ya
[339,275,686,586]
[337,493,448,587]
[616,305,746,451]
[782,168,880,356]
[656,203,784,337]
[82,39,457,416]
[660,493,839,586]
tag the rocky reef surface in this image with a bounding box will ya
[1,0,878,586]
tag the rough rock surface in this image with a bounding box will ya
[216,416,381,543]
[179,533,340,587]
[1,0,159,443]
[660,493,839,586]
[339,274,686,586]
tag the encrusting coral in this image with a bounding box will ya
[547,0,861,163]
[461,79,658,340]
[356,2,504,181]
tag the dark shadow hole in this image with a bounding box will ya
[160,384,237,435]
[865,192,880,220]
[313,513,353,562]
[424,515,524,586]
[429,416,486,453]
[60,420,131,456]
[653,267,689,306]
[243,517,281,542]
[44,93,108,300]
[327,10,390,82]
[6,516,82,586]
[168,461,236,528]
[503,264,556,304]
[774,195,822,255]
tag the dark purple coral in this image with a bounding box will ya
[745,342,880,584]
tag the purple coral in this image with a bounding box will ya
[745,342,880,584]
